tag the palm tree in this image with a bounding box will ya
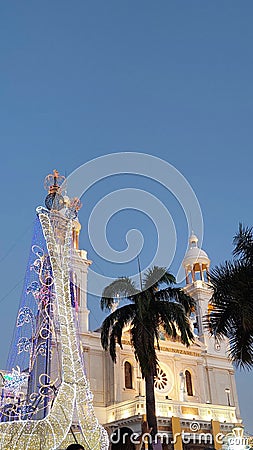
[208,224,253,369]
[100,266,194,446]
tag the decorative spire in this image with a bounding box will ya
[44,169,65,211]
[189,233,199,249]
[44,169,65,194]
[183,233,210,285]
[43,169,83,218]
[66,197,82,218]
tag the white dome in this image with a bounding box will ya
[183,234,210,268]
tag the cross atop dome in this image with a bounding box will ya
[44,169,65,194]
[189,233,198,247]
[183,233,210,285]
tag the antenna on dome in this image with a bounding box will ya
[137,255,143,291]
[189,211,194,236]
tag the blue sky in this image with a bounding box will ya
[0,1,252,433]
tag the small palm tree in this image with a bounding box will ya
[208,224,253,368]
[100,266,194,445]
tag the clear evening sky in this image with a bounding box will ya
[0,1,252,433]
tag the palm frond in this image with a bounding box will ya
[100,266,195,376]
[101,277,139,311]
[134,289,152,320]
[210,260,253,312]
[229,326,253,369]
[100,304,136,362]
[208,258,253,367]
[233,223,253,263]
[154,301,194,346]
[155,287,195,314]
[130,317,158,378]
[143,266,176,291]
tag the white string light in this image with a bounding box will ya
[0,210,109,450]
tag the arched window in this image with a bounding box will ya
[185,370,193,396]
[124,362,133,389]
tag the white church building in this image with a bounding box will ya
[0,170,245,450]
[71,215,242,450]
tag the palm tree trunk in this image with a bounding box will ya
[145,374,158,449]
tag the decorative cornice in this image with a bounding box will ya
[120,339,201,357]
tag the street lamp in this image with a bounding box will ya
[225,387,231,406]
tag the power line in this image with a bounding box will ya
[0,278,23,305]
[0,222,33,264]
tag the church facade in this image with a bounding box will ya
[0,170,244,450]
[72,217,242,450]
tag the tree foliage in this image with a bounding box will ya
[100,266,194,438]
[208,224,253,369]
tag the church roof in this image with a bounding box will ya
[183,234,210,267]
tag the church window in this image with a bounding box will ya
[154,367,168,391]
[185,370,193,396]
[124,362,133,389]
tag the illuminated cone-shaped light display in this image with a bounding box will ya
[0,171,109,450]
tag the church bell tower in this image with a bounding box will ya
[44,169,91,334]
